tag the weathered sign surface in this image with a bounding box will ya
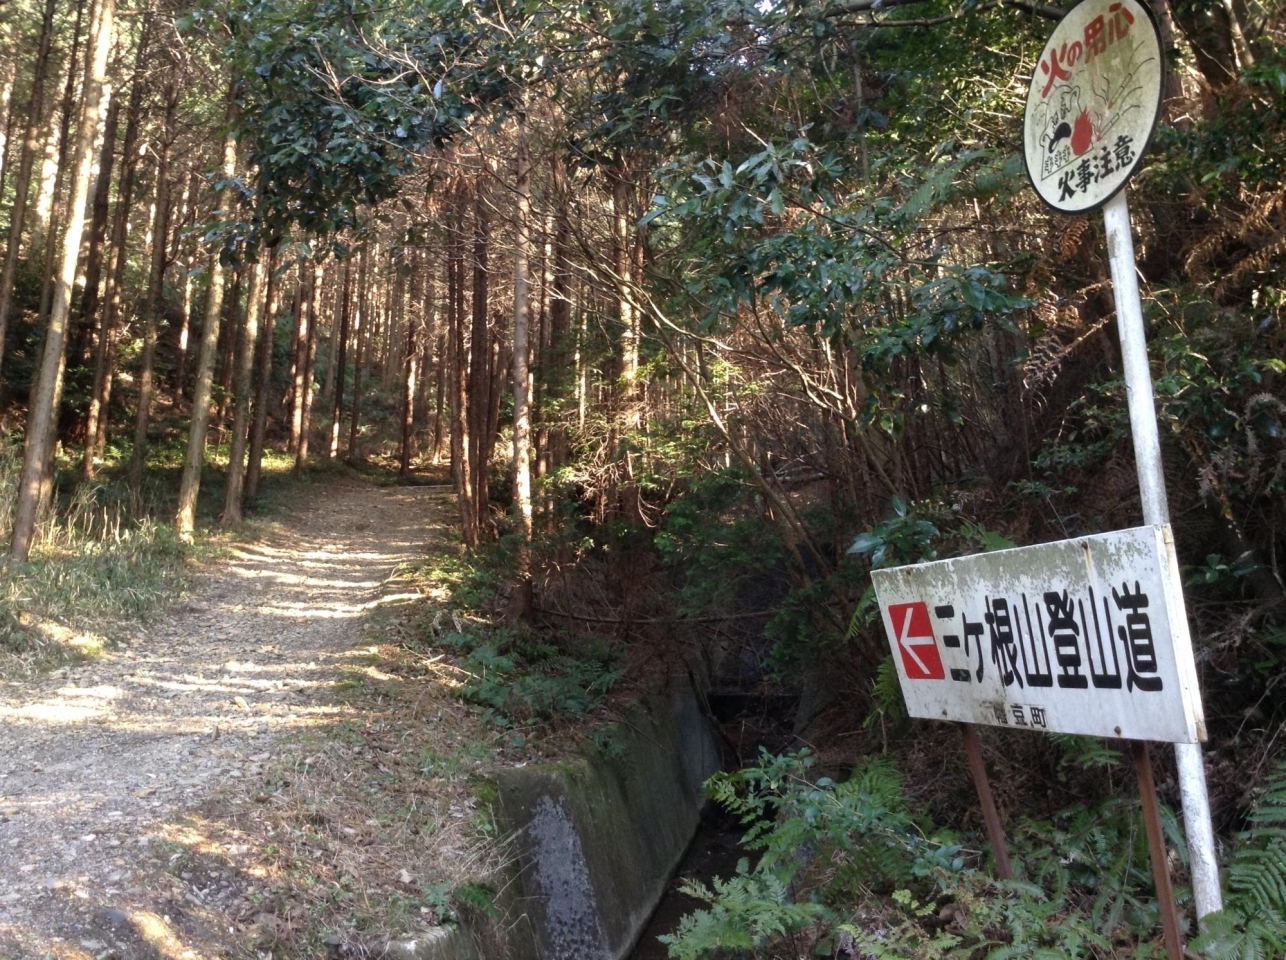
[1022,0,1163,213]
[871,526,1205,743]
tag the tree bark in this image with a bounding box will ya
[245,246,281,499]
[432,332,445,460]
[288,261,309,455]
[448,186,476,546]
[328,258,353,459]
[221,255,266,526]
[0,0,57,374]
[295,260,323,473]
[399,271,418,477]
[174,85,239,540]
[35,0,88,332]
[549,170,572,470]
[72,88,118,368]
[0,35,21,205]
[214,262,245,438]
[347,246,369,463]
[509,115,534,616]
[468,170,491,527]
[9,0,115,562]
[174,169,200,397]
[321,271,340,404]
[127,48,180,507]
[84,29,149,476]
[611,164,638,427]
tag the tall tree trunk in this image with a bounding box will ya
[35,0,88,331]
[214,263,244,437]
[245,246,281,500]
[30,98,62,259]
[549,171,572,470]
[127,49,180,508]
[347,247,369,463]
[174,84,239,540]
[9,0,114,562]
[468,171,490,528]
[288,261,309,455]
[72,88,118,368]
[448,187,476,545]
[85,29,148,476]
[416,264,435,424]
[399,277,418,477]
[221,255,266,526]
[0,0,57,373]
[432,331,445,461]
[611,164,638,427]
[509,115,534,616]
[0,36,20,204]
[328,258,352,459]
[321,269,340,404]
[485,322,508,487]
[295,261,323,473]
[174,168,200,396]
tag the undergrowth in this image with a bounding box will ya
[421,607,624,728]
[404,544,626,728]
[1192,758,1286,960]
[0,435,190,675]
[658,747,1284,960]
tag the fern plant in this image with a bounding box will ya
[1192,757,1286,960]
[658,869,829,960]
[667,749,1184,960]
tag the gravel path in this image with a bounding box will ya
[0,477,446,959]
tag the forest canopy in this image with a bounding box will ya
[0,0,1282,954]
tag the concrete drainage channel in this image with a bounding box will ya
[376,673,722,960]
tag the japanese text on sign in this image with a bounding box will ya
[872,526,1205,743]
[1022,0,1163,213]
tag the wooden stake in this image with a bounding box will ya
[959,723,1012,880]
[1131,741,1184,960]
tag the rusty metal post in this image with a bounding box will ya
[1132,741,1184,960]
[959,723,1012,880]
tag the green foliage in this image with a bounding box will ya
[863,655,909,736]
[654,466,789,617]
[209,0,510,240]
[1192,758,1286,960]
[847,494,941,569]
[451,880,498,921]
[708,750,963,885]
[658,870,828,960]
[436,625,624,727]
[666,749,1193,960]
[419,881,454,924]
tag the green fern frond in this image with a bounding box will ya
[1192,757,1286,960]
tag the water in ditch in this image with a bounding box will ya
[627,807,747,960]
[628,691,800,960]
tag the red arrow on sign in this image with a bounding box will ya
[888,602,945,680]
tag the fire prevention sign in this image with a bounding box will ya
[871,526,1205,743]
[1022,0,1164,213]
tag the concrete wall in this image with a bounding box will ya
[495,673,720,960]
[376,673,719,960]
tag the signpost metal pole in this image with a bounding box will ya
[958,723,1012,880]
[1102,189,1223,920]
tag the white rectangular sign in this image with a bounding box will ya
[871,525,1205,743]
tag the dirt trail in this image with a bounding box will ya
[0,476,446,959]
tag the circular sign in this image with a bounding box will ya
[1022,0,1164,214]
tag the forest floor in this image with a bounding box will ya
[0,472,501,960]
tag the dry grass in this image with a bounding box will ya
[184,627,523,958]
[0,439,191,680]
